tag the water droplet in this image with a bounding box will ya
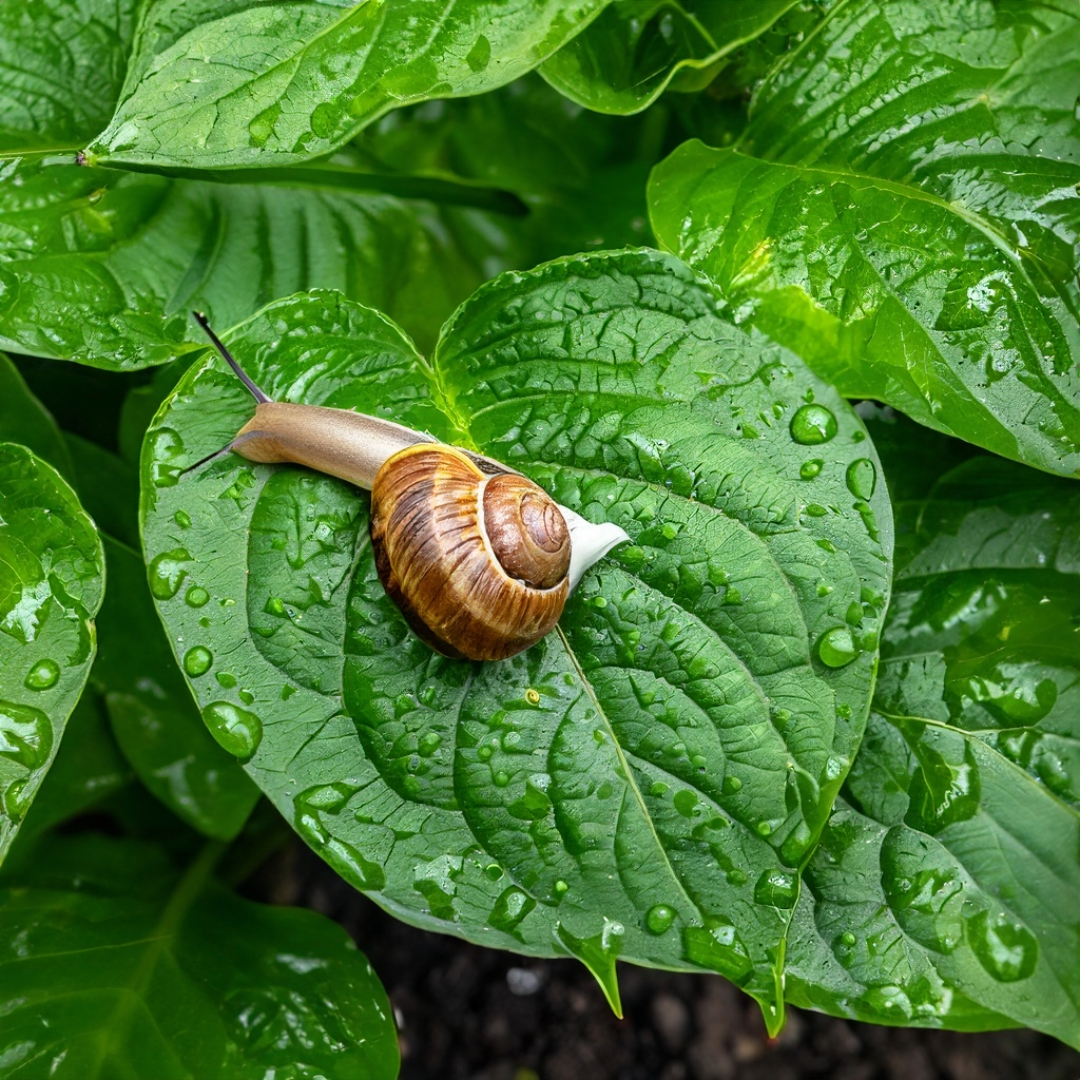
[840,931,856,946]
[645,904,677,935]
[722,775,742,795]
[682,921,753,981]
[24,659,60,691]
[148,549,192,600]
[755,820,773,837]
[418,731,442,757]
[866,985,913,1019]
[0,700,52,769]
[174,510,192,529]
[185,586,210,608]
[202,701,262,758]
[553,879,569,897]
[818,627,858,668]
[183,646,212,677]
[754,869,798,908]
[966,910,1038,982]
[800,459,824,479]
[484,863,504,881]
[489,885,536,938]
[790,404,838,445]
[525,688,541,706]
[845,458,877,499]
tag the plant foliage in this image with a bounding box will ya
[0,0,1077,1071]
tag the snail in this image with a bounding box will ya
[186,313,629,661]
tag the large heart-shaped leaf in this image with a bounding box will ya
[86,0,612,168]
[783,424,1080,1047]
[649,0,1080,477]
[0,832,399,1078]
[540,0,807,114]
[0,442,104,862]
[142,250,892,1025]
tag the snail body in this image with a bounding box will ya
[189,313,628,661]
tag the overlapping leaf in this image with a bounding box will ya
[142,250,892,1025]
[540,0,808,114]
[649,0,1080,476]
[0,442,104,862]
[784,421,1080,1047]
[87,0,613,168]
[0,833,399,1079]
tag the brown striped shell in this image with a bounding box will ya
[369,445,571,661]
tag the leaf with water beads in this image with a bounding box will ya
[0,442,104,863]
[141,252,893,1028]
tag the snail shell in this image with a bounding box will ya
[370,445,571,661]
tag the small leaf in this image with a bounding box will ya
[785,442,1080,1046]
[0,833,400,1078]
[87,0,613,168]
[142,252,893,1022]
[541,0,804,114]
[0,442,104,862]
[649,0,1080,476]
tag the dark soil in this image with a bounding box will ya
[258,842,1080,1080]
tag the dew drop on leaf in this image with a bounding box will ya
[966,910,1038,982]
[23,658,60,691]
[754,870,798,908]
[818,627,859,668]
[845,458,877,499]
[185,585,210,608]
[645,903,677,935]
[790,404,838,445]
[0,699,52,769]
[201,701,262,758]
[148,549,191,600]
[183,646,213,677]
[800,458,824,479]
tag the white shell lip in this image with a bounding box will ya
[557,505,630,593]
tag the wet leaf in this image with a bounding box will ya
[0,442,104,863]
[0,353,74,482]
[649,0,1080,477]
[142,251,892,1026]
[540,0,806,114]
[87,0,612,168]
[0,832,399,1079]
[784,437,1080,1047]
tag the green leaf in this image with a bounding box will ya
[0,833,400,1078]
[0,353,74,481]
[86,0,613,168]
[784,447,1080,1046]
[0,442,104,863]
[540,0,805,114]
[649,0,1080,477]
[141,252,892,1026]
[2,72,659,367]
[0,0,138,152]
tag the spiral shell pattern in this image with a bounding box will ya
[370,445,571,661]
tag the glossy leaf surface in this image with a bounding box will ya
[0,443,104,862]
[649,0,1080,476]
[784,435,1080,1046]
[540,0,804,114]
[142,252,892,1024]
[0,833,400,1078]
[2,71,657,366]
[94,536,261,840]
[87,0,611,168]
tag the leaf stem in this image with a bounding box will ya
[82,158,529,216]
